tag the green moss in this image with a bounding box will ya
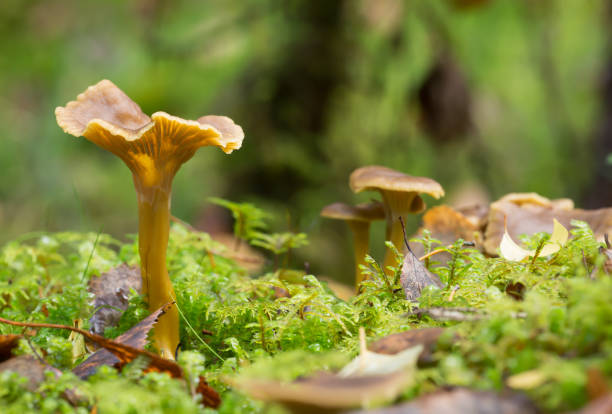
[0,220,611,412]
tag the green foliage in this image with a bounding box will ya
[208,198,269,244]
[1,219,612,412]
[250,232,308,257]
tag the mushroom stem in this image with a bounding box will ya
[135,179,179,360]
[381,191,418,274]
[347,221,371,289]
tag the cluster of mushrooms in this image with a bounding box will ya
[323,171,612,291]
[321,167,445,288]
[55,80,612,361]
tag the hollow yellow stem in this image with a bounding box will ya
[348,221,370,290]
[135,179,179,360]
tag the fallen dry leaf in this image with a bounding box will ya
[236,329,418,413]
[484,194,612,256]
[346,387,538,414]
[237,371,412,414]
[400,249,443,300]
[339,344,422,378]
[579,394,612,414]
[88,264,142,336]
[73,305,169,378]
[0,355,59,391]
[600,235,612,274]
[368,327,447,364]
[0,308,221,408]
[0,304,182,378]
[0,334,22,362]
[499,218,568,261]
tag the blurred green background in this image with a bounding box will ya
[1,0,611,283]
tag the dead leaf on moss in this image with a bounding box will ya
[579,394,612,414]
[0,304,182,375]
[0,312,225,406]
[237,329,420,413]
[0,334,22,362]
[73,304,169,378]
[600,235,612,275]
[368,327,447,364]
[88,264,142,336]
[0,355,58,391]
[346,387,538,414]
[499,218,568,261]
[0,307,222,408]
[400,249,443,300]
[484,194,612,256]
[237,371,412,414]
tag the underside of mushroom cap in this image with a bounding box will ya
[321,201,386,222]
[349,166,445,199]
[55,80,244,184]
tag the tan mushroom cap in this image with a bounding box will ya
[497,192,574,211]
[349,166,445,199]
[320,201,386,222]
[55,80,244,186]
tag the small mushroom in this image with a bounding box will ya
[349,166,444,273]
[321,202,385,288]
[56,80,244,359]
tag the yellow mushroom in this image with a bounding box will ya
[320,201,385,289]
[56,80,244,359]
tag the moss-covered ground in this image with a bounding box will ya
[1,220,611,413]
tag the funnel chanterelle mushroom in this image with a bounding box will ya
[349,166,444,273]
[321,201,385,288]
[56,80,244,359]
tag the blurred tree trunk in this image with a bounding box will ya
[584,1,612,208]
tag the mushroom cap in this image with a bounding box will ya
[497,192,574,211]
[55,80,244,186]
[349,166,445,199]
[320,201,386,222]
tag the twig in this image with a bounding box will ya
[447,285,460,302]
[398,217,412,253]
[408,307,527,321]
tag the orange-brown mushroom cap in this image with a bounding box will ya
[349,166,444,214]
[350,166,445,198]
[55,80,244,187]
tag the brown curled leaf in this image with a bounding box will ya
[88,264,142,336]
[73,304,169,378]
[0,304,182,379]
[400,249,443,300]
